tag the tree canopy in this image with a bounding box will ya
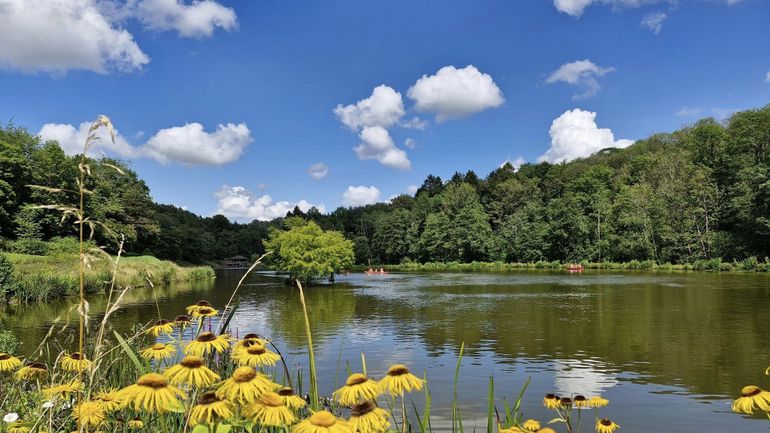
[263,218,354,283]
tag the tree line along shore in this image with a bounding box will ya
[1,104,769,293]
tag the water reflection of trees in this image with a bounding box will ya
[344,274,770,397]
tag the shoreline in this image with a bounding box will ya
[1,252,215,303]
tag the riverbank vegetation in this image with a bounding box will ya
[2,105,770,268]
[1,252,215,302]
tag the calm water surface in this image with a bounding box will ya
[2,270,770,433]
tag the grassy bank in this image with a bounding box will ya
[355,257,770,273]
[3,253,215,302]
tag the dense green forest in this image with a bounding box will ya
[1,104,769,265]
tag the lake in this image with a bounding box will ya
[2,270,770,432]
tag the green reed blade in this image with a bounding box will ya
[113,330,145,374]
[486,376,494,433]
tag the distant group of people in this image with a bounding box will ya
[366,267,388,275]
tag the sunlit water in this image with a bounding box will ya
[3,270,770,432]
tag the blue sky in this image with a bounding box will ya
[1,0,768,221]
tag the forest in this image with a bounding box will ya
[1,104,769,266]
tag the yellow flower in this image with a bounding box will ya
[333,374,382,406]
[243,392,296,426]
[60,352,91,372]
[73,400,106,428]
[595,419,620,433]
[543,394,560,410]
[233,341,281,367]
[536,429,557,433]
[193,306,219,319]
[7,421,31,433]
[294,411,351,433]
[119,373,185,414]
[94,389,122,412]
[216,366,275,404]
[146,319,174,337]
[278,387,308,410]
[732,385,770,414]
[379,364,424,396]
[15,362,47,380]
[499,428,525,433]
[348,401,390,433]
[164,356,221,388]
[127,417,144,429]
[189,392,235,426]
[573,395,588,408]
[522,419,541,432]
[186,300,213,315]
[141,342,176,361]
[587,396,609,408]
[0,353,22,372]
[184,332,230,356]
[558,397,573,408]
[42,380,82,399]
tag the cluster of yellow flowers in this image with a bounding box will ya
[497,393,618,433]
[0,299,429,433]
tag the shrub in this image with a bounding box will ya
[46,236,96,254]
[0,329,19,354]
[0,254,16,302]
[8,238,48,255]
[740,257,759,272]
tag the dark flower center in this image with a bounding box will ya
[560,398,572,406]
[600,419,612,426]
[742,386,762,397]
[545,393,556,399]
[346,374,368,386]
[137,373,169,389]
[181,356,204,368]
[29,362,47,370]
[70,352,82,360]
[199,392,220,405]
[196,300,212,307]
[0,354,10,360]
[197,307,214,315]
[197,332,217,342]
[243,333,260,340]
[351,401,376,417]
[278,387,295,396]
[174,315,191,323]
[247,345,266,355]
[233,367,257,382]
[574,395,586,402]
[155,319,170,326]
[388,366,409,376]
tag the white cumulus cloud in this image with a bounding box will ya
[765,71,770,83]
[308,162,329,180]
[406,185,419,195]
[539,109,634,163]
[0,0,237,74]
[404,138,417,149]
[334,85,405,131]
[0,0,149,73]
[641,11,667,34]
[143,122,252,165]
[546,60,615,99]
[39,120,252,165]
[215,185,325,222]
[399,116,428,130]
[342,185,381,207]
[407,65,505,122]
[133,0,238,38]
[354,126,411,170]
[38,121,137,157]
[500,156,526,171]
[553,0,595,17]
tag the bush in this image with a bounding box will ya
[0,330,19,355]
[0,254,17,302]
[740,257,759,272]
[15,273,78,302]
[46,237,96,254]
[8,238,48,255]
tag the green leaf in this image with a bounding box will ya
[113,330,145,374]
[192,424,232,433]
